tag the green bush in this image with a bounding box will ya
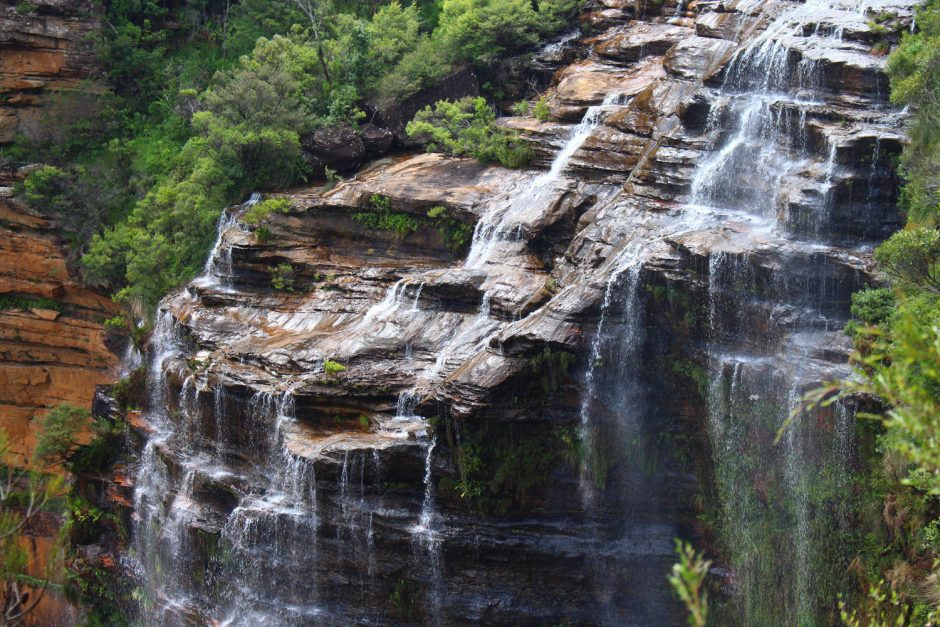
[874,227,940,293]
[243,198,293,225]
[850,288,897,325]
[406,97,533,168]
[887,0,940,223]
[271,263,296,291]
[0,295,62,312]
[323,359,347,375]
[533,96,551,121]
[34,404,91,468]
[13,0,580,314]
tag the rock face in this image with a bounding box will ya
[0,174,119,466]
[120,1,914,625]
[0,0,100,143]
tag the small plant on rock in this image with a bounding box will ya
[323,359,347,376]
[271,263,296,291]
[533,97,551,122]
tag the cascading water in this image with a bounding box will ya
[198,192,259,290]
[465,92,625,269]
[686,1,899,621]
[119,1,911,623]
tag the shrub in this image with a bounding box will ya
[874,227,940,293]
[34,404,91,468]
[511,100,531,116]
[271,263,296,291]
[242,197,293,225]
[352,194,421,236]
[323,359,347,375]
[533,96,551,121]
[850,288,897,325]
[406,97,533,168]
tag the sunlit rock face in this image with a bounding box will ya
[0,171,116,626]
[121,0,914,624]
[0,175,119,467]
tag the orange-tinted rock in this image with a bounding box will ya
[0,189,119,467]
[0,1,100,143]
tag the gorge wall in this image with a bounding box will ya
[0,169,118,467]
[0,0,99,143]
[105,0,915,624]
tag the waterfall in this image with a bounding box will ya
[130,305,323,623]
[198,193,259,290]
[465,92,625,269]
[117,0,909,622]
[686,2,886,620]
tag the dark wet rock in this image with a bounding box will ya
[301,125,366,174]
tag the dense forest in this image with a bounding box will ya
[4,0,577,312]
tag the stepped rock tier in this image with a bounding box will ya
[120,0,914,624]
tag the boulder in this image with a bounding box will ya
[300,125,366,173]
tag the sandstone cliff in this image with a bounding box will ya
[0,0,99,143]
[0,173,118,466]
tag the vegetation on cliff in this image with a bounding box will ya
[825,0,940,622]
[4,0,579,311]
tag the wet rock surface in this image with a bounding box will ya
[124,1,914,625]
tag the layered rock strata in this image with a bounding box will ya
[0,0,99,143]
[122,0,914,624]
[0,175,118,465]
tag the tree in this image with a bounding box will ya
[0,430,67,626]
[33,405,91,470]
[365,2,421,75]
[436,0,541,64]
[406,97,533,168]
[874,227,940,294]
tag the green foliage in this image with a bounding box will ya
[851,288,898,325]
[671,359,709,398]
[668,541,710,627]
[839,579,918,627]
[827,22,940,611]
[417,205,470,250]
[0,295,62,313]
[436,0,581,65]
[110,367,148,412]
[271,263,296,291]
[352,194,421,236]
[13,0,579,312]
[0,429,68,624]
[874,227,940,294]
[323,359,347,376]
[34,402,126,477]
[406,97,533,168]
[527,347,575,396]
[22,163,134,259]
[888,0,940,223]
[511,100,531,116]
[34,405,91,469]
[533,96,551,122]
[446,421,575,514]
[242,197,293,225]
[389,578,422,623]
